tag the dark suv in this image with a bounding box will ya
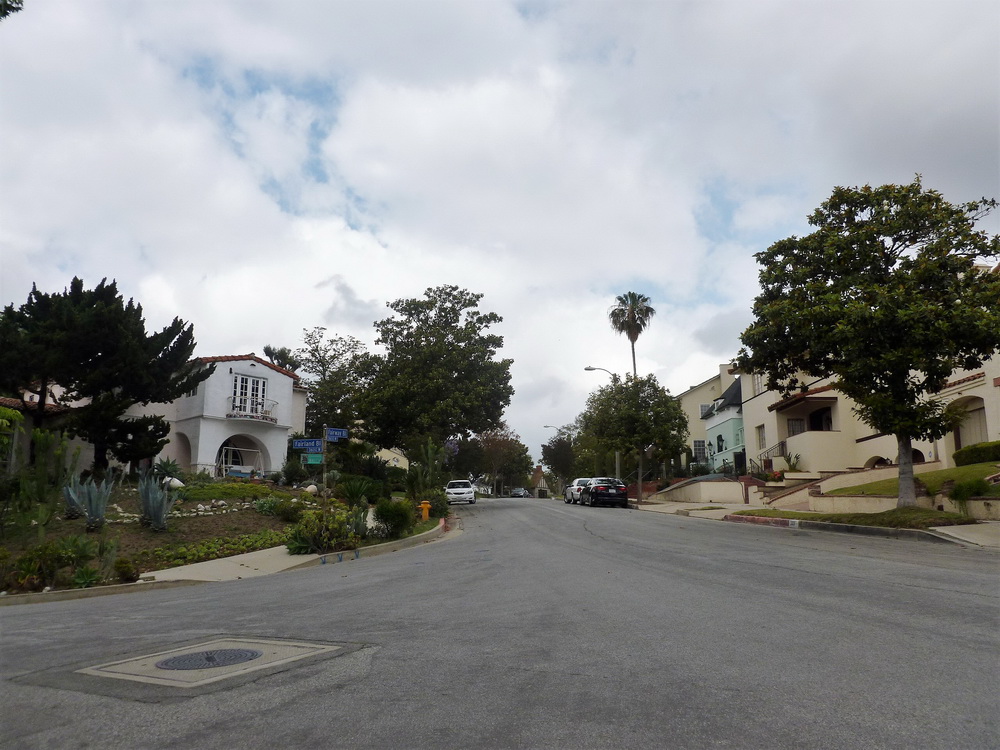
[580,477,628,508]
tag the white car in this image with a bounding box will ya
[445,480,477,504]
[564,478,591,504]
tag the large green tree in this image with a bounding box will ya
[580,374,688,486]
[294,327,365,435]
[358,285,514,453]
[541,429,576,483]
[0,278,213,472]
[478,424,532,495]
[737,178,1000,506]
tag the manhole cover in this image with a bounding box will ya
[73,637,345,688]
[156,648,263,671]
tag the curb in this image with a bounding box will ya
[280,517,448,572]
[0,518,449,607]
[722,514,954,543]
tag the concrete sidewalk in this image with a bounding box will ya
[147,518,448,582]
[633,499,1000,549]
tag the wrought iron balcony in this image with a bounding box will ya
[226,397,278,424]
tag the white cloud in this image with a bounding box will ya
[1,0,996,461]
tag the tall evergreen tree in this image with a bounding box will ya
[0,278,213,472]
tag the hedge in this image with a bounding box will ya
[953,440,1000,467]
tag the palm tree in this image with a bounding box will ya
[608,292,655,377]
[608,291,655,504]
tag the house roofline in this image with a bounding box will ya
[197,354,302,382]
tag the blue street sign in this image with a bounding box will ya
[292,438,323,451]
[326,428,349,441]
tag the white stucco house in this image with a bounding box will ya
[129,354,307,477]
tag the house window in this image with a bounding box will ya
[693,440,706,463]
[232,374,267,414]
[186,385,198,398]
[752,373,764,396]
[756,424,766,450]
[699,403,712,417]
[735,428,744,447]
[787,418,805,436]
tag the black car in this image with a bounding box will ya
[509,487,531,498]
[580,477,628,508]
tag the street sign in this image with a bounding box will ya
[326,428,349,441]
[300,453,324,465]
[292,438,323,451]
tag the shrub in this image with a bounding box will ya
[282,458,308,485]
[178,483,291,503]
[152,457,181,479]
[254,496,305,523]
[339,477,377,509]
[72,565,102,588]
[114,558,140,583]
[950,478,991,503]
[286,508,358,554]
[953,440,1000,467]
[373,498,415,539]
[418,489,450,518]
[56,535,97,573]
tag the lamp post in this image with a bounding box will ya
[583,367,622,481]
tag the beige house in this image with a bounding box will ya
[737,356,999,474]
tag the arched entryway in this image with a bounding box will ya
[171,432,193,472]
[865,456,891,469]
[215,435,271,477]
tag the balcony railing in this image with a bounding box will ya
[226,397,278,424]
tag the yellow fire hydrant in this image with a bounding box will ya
[419,500,431,521]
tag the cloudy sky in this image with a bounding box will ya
[1,0,997,461]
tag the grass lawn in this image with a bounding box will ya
[731,506,977,529]
[828,462,1000,497]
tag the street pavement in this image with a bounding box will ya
[2,497,997,749]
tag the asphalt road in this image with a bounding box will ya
[2,497,998,749]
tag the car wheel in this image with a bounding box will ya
[564,494,572,503]
[469,498,476,504]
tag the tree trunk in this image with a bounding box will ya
[637,451,643,505]
[896,434,917,508]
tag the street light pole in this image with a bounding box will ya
[583,366,622,481]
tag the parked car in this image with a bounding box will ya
[509,487,531,498]
[445,480,477,504]
[564,478,592,504]
[580,477,628,508]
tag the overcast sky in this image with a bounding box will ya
[1,1,997,462]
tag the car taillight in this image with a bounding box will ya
[594,485,606,491]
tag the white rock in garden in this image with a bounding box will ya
[197,504,207,511]
[304,484,318,495]
[166,477,185,489]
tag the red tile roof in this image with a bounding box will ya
[196,354,301,382]
[941,372,985,390]
[0,396,70,414]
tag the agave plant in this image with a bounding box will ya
[61,475,86,520]
[62,476,115,531]
[138,470,176,531]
